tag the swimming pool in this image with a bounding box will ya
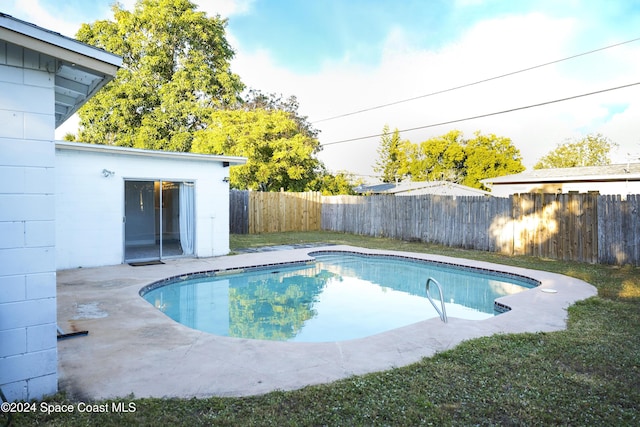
[141,251,537,342]
[60,245,597,399]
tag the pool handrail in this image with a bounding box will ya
[425,277,448,323]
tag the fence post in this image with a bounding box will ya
[231,190,639,265]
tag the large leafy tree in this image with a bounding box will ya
[71,0,365,192]
[462,132,525,189]
[74,0,243,150]
[191,108,322,191]
[394,130,524,190]
[241,89,319,139]
[307,170,358,195]
[533,133,618,169]
[399,130,466,182]
[190,90,325,192]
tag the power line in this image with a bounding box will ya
[312,36,640,124]
[321,81,640,147]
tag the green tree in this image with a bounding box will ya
[374,125,405,183]
[401,130,466,181]
[75,0,243,150]
[191,109,322,191]
[533,133,618,169]
[307,170,358,195]
[242,90,319,139]
[395,130,524,190]
[462,131,525,189]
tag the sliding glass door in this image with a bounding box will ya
[124,180,194,262]
[124,181,159,261]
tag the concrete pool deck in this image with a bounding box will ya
[56,245,597,401]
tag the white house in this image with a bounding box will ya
[480,163,640,198]
[356,180,491,197]
[55,141,245,269]
[0,13,121,402]
[0,14,245,402]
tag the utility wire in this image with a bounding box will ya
[321,81,640,146]
[312,36,640,124]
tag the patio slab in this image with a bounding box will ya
[56,246,597,400]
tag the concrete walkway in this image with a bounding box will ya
[56,246,597,400]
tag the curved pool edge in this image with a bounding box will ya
[56,245,598,401]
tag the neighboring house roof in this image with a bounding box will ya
[355,181,491,197]
[55,141,247,165]
[481,163,640,185]
[0,13,123,127]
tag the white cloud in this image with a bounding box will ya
[4,0,83,37]
[20,1,633,173]
[195,0,254,18]
[231,12,640,177]
[3,0,247,38]
[600,88,640,162]
[455,0,487,6]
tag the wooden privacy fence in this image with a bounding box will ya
[598,194,640,265]
[509,193,598,261]
[230,191,640,265]
[323,193,602,262]
[322,194,513,252]
[322,193,640,266]
[230,190,322,234]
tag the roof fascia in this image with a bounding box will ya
[55,141,247,165]
[484,175,640,185]
[0,25,121,75]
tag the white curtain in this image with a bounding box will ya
[179,182,195,255]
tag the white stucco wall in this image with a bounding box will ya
[55,145,233,270]
[488,181,640,198]
[0,48,58,401]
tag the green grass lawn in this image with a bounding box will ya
[6,231,639,426]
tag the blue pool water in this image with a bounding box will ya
[141,252,537,342]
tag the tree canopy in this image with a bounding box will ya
[241,89,319,140]
[461,132,525,188]
[71,0,358,194]
[189,90,328,192]
[191,108,322,191]
[374,129,525,190]
[75,0,243,150]
[533,133,618,169]
[307,170,359,195]
[374,125,406,183]
[398,130,466,182]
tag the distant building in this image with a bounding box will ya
[481,163,640,198]
[355,181,491,197]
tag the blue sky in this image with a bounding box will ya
[229,0,640,72]
[4,0,640,178]
[227,0,640,71]
[229,0,459,72]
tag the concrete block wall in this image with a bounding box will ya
[0,43,58,401]
[55,147,232,269]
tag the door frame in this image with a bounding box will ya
[123,179,195,263]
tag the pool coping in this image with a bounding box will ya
[56,245,597,400]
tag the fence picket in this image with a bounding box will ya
[230,191,639,265]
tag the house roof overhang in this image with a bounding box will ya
[356,180,491,196]
[481,163,640,186]
[55,141,247,166]
[0,13,122,128]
